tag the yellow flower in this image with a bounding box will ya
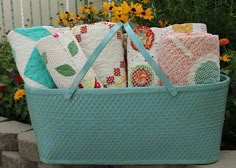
[14,89,26,100]
[59,13,68,20]
[80,5,91,13]
[120,1,130,15]
[220,54,231,63]
[112,13,129,23]
[76,14,81,20]
[142,0,150,3]
[68,12,75,17]
[54,18,61,24]
[59,12,75,19]
[70,18,78,24]
[159,20,169,28]
[140,8,154,20]
[90,5,98,13]
[113,6,128,17]
[129,2,143,16]
[102,1,116,15]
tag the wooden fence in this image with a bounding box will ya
[0,0,104,40]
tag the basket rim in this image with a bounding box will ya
[25,74,230,96]
[38,157,219,165]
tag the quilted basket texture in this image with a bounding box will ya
[24,22,230,164]
[26,75,229,164]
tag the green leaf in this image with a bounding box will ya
[41,52,48,64]
[68,41,78,57]
[55,64,76,76]
[0,75,12,84]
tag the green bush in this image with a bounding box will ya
[0,38,30,123]
[158,0,236,49]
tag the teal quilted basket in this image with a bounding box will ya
[25,23,230,165]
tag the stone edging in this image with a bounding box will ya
[0,117,236,168]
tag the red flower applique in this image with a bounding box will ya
[102,22,109,25]
[80,26,88,34]
[106,76,115,85]
[109,24,115,29]
[131,66,154,87]
[78,83,84,88]
[120,61,126,68]
[53,33,59,38]
[117,32,122,40]
[94,78,101,88]
[131,26,155,51]
[114,68,121,76]
[75,34,81,42]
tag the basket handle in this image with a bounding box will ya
[124,22,178,96]
[65,22,178,99]
[65,22,124,99]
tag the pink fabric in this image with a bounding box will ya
[158,32,219,85]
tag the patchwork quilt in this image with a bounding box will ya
[7,26,69,88]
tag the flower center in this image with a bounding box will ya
[131,8,136,12]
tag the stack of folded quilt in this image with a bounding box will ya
[8,22,126,89]
[127,23,220,87]
[7,22,220,89]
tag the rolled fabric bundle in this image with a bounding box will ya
[127,23,208,87]
[158,32,220,85]
[71,22,126,88]
[127,26,164,87]
[36,31,103,89]
[7,26,69,88]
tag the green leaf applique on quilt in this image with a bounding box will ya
[68,41,78,57]
[24,47,56,88]
[55,64,76,76]
[41,52,48,64]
